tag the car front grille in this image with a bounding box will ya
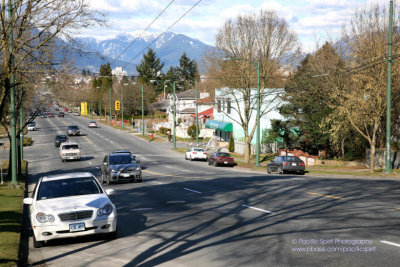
[58,210,93,221]
[65,153,78,156]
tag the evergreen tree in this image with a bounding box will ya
[136,48,164,93]
[164,66,178,95]
[176,52,199,91]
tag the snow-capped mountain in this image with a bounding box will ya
[72,32,212,74]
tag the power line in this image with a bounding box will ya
[122,0,203,69]
[110,0,176,66]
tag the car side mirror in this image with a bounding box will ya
[136,160,140,164]
[105,189,114,195]
[23,198,33,205]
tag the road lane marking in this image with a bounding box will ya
[184,188,202,194]
[180,169,192,172]
[241,204,274,214]
[131,208,153,211]
[95,166,100,169]
[88,162,93,165]
[143,169,213,179]
[166,201,186,204]
[381,240,400,248]
[83,136,97,147]
[152,181,164,184]
[307,192,344,200]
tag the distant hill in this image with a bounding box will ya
[70,32,212,75]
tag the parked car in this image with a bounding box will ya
[58,112,64,117]
[73,112,80,116]
[23,172,117,248]
[59,142,81,162]
[101,153,142,184]
[185,147,207,161]
[27,122,37,131]
[266,156,305,175]
[88,121,97,128]
[54,134,68,147]
[207,151,234,167]
[67,125,80,136]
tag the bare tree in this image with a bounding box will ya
[203,9,301,163]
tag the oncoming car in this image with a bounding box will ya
[23,172,117,248]
[88,121,97,128]
[27,122,37,131]
[101,153,142,184]
[185,147,207,161]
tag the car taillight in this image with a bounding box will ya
[283,163,289,166]
[193,152,197,154]
[204,153,207,155]
[300,163,305,166]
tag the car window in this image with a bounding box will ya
[37,177,102,200]
[109,154,134,165]
[62,145,79,150]
[194,149,204,152]
[218,152,230,157]
[68,126,78,130]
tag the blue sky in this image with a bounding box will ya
[84,0,385,52]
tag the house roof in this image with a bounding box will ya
[195,96,214,104]
[179,108,196,114]
[191,107,213,118]
[176,89,197,99]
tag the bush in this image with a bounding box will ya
[159,127,171,135]
[187,125,196,139]
[177,118,182,125]
[228,133,235,152]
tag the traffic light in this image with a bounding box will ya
[115,100,120,111]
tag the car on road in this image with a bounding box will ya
[101,152,142,184]
[88,121,97,128]
[67,125,80,136]
[58,112,64,117]
[27,122,37,131]
[64,108,68,112]
[48,113,55,117]
[55,134,69,147]
[59,142,81,162]
[73,112,80,116]
[67,110,72,113]
[185,147,207,161]
[23,172,117,248]
[266,156,305,175]
[40,113,48,118]
[207,151,234,167]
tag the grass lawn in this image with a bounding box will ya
[0,183,25,267]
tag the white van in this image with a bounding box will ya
[59,142,81,162]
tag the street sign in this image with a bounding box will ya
[115,100,120,111]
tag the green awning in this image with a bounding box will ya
[205,120,233,132]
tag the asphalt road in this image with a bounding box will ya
[23,111,400,267]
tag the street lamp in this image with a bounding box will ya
[224,57,261,167]
[122,83,128,131]
[96,86,101,121]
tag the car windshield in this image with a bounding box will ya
[218,152,231,157]
[37,177,102,200]
[109,154,134,165]
[68,126,78,130]
[89,121,96,123]
[56,135,67,140]
[194,149,204,152]
[281,156,302,162]
[62,144,78,150]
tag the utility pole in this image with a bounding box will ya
[385,0,393,173]
[141,85,144,136]
[97,86,101,122]
[173,81,176,149]
[121,85,124,130]
[8,0,17,185]
[256,59,261,167]
[109,87,112,126]
[195,78,199,146]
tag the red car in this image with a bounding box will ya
[64,108,68,112]
[207,151,234,167]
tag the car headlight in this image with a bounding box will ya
[136,167,141,171]
[111,169,117,173]
[36,212,55,223]
[97,204,113,216]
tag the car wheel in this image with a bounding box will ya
[299,171,305,175]
[214,161,218,167]
[278,167,284,174]
[105,229,117,240]
[190,156,193,161]
[137,179,142,183]
[267,167,271,174]
[101,172,105,183]
[33,234,44,248]
[61,158,65,163]
[106,173,111,185]
[185,154,188,160]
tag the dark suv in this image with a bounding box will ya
[67,125,80,136]
[101,153,142,184]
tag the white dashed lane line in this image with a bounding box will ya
[184,188,202,194]
[381,240,400,248]
[131,208,153,211]
[152,181,164,184]
[166,201,186,204]
[241,204,274,214]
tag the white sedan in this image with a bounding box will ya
[27,122,37,131]
[185,147,208,161]
[23,172,117,248]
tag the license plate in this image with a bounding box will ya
[69,222,85,232]
[121,173,130,177]
[224,161,228,164]
[292,163,297,166]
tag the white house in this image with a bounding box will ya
[206,87,284,152]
